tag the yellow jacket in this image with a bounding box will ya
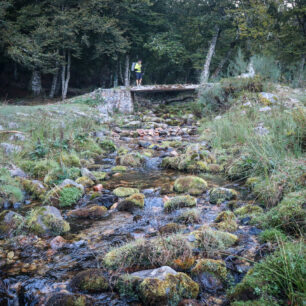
[135,63,142,73]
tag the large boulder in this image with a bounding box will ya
[25,206,70,236]
[214,211,238,232]
[117,266,199,305]
[117,193,145,212]
[174,176,208,195]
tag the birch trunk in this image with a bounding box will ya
[49,68,59,98]
[201,26,220,84]
[31,70,42,96]
[61,50,71,100]
[124,54,130,86]
[212,48,233,79]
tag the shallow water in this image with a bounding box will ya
[0,103,261,306]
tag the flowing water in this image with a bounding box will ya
[0,102,262,305]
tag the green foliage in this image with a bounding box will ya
[229,241,305,305]
[99,139,116,153]
[259,229,287,244]
[29,141,48,160]
[59,187,82,207]
[0,168,23,204]
[227,48,248,77]
[251,55,281,82]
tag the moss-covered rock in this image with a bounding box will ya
[67,205,108,219]
[113,187,139,197]
[20,178,46,200]
[44,184,83,208]
[75,176,95,187]
[70,269,109,293]
[208,164,222,173]
[252,190,306,234]
[116,153,145,167]
[234,204,263,216]
[111,165,127,172]
[126,193,145,208]
[164,195,197,212]
[209,187,238,204]
[26,206,70,236]
[259,228,287,243]
[174,176,208,195]
[117,267,199,306]
[0,210,24,237]
[214,211,238,232]
[45,293,95,306]
[91,171,108,182]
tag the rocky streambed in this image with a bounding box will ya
[0,102,266,306]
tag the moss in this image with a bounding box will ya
[161,156,180,169]
[59,187,83,207]
[0,210,24,236]
[176,208,201,224]
[99,139,116,153]
[91,171,108,182]
[173,176,208,195]
[126,193,145,208]
[45,293,95,306]
[75,176,94,187]
[0,168,23,204]
[117,153,145,167]
[43,167,81,185]
[191,259,227,281]
[19,160,36,174]
[116,274,141,301]
[70,269,109,293]
[245,176,261,188]
[191,227,238,251]
[111,165,127,172]
[59,152,81,167]
[208,164,222,173]
[20,178,46,200]
[44,185,83,207]
[209,187,238,204]
[138,272,199,306]
[42,213,70,235]
[259,229,287,243]
[253,190,306,234]
[32,159,59,178]
[113,187,139,197]
[214,211,238,232]
[234,204,263,216]
[164,195,197,212]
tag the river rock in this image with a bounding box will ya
[26,206,70,236]
[59,179,84,192]
[209,187,238,204]
[50,236,67,250]
[89,193,118,209]
[118,266,199,305]
[70,269,109,293]
[0,210,24,237]
[0,143,22,154]
[45,293,95,306]
[67,205,110,219]
[174,176,208,195]
[164,195,197,212]
[113,187,139,197]
[81,168,96,181]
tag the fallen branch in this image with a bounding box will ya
[0,130,26,134]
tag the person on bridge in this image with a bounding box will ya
[135,59,143,86]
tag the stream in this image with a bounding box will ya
[0,102,263,306]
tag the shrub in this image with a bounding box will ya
[251,54,281,82]
[259,229,287,243]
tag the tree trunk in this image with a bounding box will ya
[201,26,220,84]
[31,70,42,96]
[298,55,305,87]
[13,63,18,81]
[124,54,130,86]
[61,50,71,100]
[49,68,59,98]
[212,48,233,79]
[119,60,123,85]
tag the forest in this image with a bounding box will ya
[0,0,305,99]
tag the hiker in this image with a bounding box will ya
[134,59,143,86]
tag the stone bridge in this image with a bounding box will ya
[82,84,204,115]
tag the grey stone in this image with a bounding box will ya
[9,133,26,141]
[0,143,22,154]
[259,106,271,112]
[59,179,84,192]
[259,92,278,104]
[8,122,19,129]
[131,266,177,281]
[81,168,96,181]
[9,166,27,178]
